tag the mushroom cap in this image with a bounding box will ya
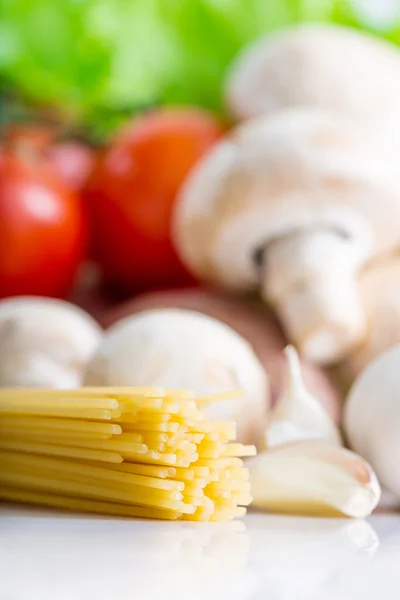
[226,23,400,136]
[85,308,269,445]
[0,296,103,387]
[173,107,400,290]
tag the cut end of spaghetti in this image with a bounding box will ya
[0,387,255,522]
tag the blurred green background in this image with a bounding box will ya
[2,0,400,137]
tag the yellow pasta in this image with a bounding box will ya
[190,477,208,488]
[120,397,163,408]
[1,452,185,492]
[2,433,148,454]
[218,468,250,481]
[137,402,181,414]
[182,484,205,497]
[121,421,179,432]
[0,469,186,509]
[183,433,205,444]
[92,462,177,480]
[0,428,113,444]
[188,466,210,477]
[171,468,195,482]
[0,405,117,420]
[222,444,257,457]
[0,386,163,398]
[0,394,119,410]
[195,457,232,469]
[0,386,254,521]
[183,494,204,507]
[145,442,167,453]
[195,390,246,408]
[197,441,225,458]
[0,416,122,436]
[0,438,123,463]
[89,440,148,454]
[140,432,170,444]
[173,441,196,453]
[127,451,178,466]
[0,488,184,520]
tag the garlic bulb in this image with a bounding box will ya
[0,297,103,388]
[264,346,342,448]
[345,344,400,499]
[248,441,381,518]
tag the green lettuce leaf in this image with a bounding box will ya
[2,0,400,134]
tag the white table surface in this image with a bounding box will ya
[1,504,400,600]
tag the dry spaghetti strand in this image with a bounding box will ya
[0,386,254,521]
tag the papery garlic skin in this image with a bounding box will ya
[248,441,381,518]
[264,346,342,449]
[345,344,400,499]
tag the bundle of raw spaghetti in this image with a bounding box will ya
[0,387,255,521]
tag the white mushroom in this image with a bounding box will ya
[343,257,400,379]
[225,23,400,148]
[0,297,103,388]
[173,107,400,364]
[102,288,342,423]
[248,441,381,518]
[84,308,269,445]
[264,346,341,449]
[345,344,400,500]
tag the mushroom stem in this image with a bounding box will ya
[261,230,366,363]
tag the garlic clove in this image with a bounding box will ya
[264,346,342,449]
[248,441,381,518]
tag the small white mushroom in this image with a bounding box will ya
[173,108,400,364]
[225,23,400,148]
[0,296,103,388]
[345,344,400,501]
[248,441,381,518]
[264,346,341,449]
[84,308,269,445]
[102,287,342,423]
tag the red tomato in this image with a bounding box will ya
[6,125,95,193]
[49,141,95,193]
[0,149,86,298]
[85,107,225,291]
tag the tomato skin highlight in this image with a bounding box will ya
[85,108,225,292]
[0,150,86,299]
[49,141,95,193]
